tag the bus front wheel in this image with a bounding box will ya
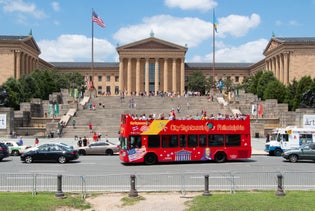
[214,152,226,163]
[144,153,157,165]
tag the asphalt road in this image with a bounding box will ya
[1,137,313,176]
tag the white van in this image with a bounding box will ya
[264,126,315,156]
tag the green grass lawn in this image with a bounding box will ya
[1,191,315,211]
[187,191,315,211]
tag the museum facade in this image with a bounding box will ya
[1,35,315,96]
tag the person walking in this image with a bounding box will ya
[34,137,39,147]
[72,118,76,128]
[82,136,88,147]
[88,122,93,133]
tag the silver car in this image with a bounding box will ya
[282,143,315,162]
[78,141,119,155]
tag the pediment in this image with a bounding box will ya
[263,38,282,55]
[117,37,187,52]
[23,36,41,53]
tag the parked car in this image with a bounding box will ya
[20,143,79,164]
[282,143,315,163]
[4,141,31,156]
[78,141,119,155]
[0,142,9,161]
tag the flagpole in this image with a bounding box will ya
[91,8,94,89]
[212,9,216,88]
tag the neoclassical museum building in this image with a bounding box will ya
[1,34,315,96]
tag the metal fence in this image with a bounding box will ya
[0,171,314,196]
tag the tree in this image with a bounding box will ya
[1,70,85,109]
[186,71,207,95]
[263,80,287,103]
[257,71,277,100]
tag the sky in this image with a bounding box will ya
[1,0,315,63]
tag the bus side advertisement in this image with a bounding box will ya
[119,114,251,164]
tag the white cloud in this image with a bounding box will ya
[38,34,116,62]
[217,13,260,37]
[203,38,269,63]
[51,2,60,12]
[114,14,211,48]
[164,0,217,12]
[1,0,46,19]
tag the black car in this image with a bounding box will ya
[0,142,9,161]
[20,143,79,164]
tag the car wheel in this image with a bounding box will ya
[58,156,67,164]
[144,153,157,165]
[274,148,282,156]
[12,150,20,156]
[25,156,33,164]
[79,149,86,155]
[105,149,114,155]
[214,152,226,163]
[289,154,298,163]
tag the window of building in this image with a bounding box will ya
[106,86,111,94]
[115,76,119,82]
[106,76,110,82]
[235,76,239,83]
[98,76,102,82]
[115,86,119,95]
[97,86,102,95]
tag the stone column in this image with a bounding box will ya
[163,58,168,93]
[119,57,124,92]
[15,51,21,79]
[180,58,185,96]
[279,54,284,83]
[136,58,140,96]
[145,58,149,95]
[127,58,132,95]
[172,58,176,93]
[283,52,290,85]
[154,58,159,95]
[21,53,25,76]
[276,55,280,81]
[273,57,277,77]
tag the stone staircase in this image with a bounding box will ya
[61,94,233,139]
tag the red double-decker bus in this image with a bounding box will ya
[119,114,251,164]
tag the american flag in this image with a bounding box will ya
[92,10,105,28]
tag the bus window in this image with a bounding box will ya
[130,136,141,148]
[188,134,198,147]
[208,134,224,147]
[226,134,241,146]
[199,135,207,147]
[162,135,170,148]
[170,135,178,148]
[148,135,160,148]
[180,135,186,147]
[120,136,128,150]
[162,135,179,148]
